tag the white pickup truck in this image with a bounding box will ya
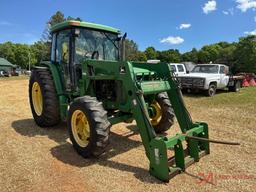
[177,64,243,96]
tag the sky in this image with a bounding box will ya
[0,0,255,52]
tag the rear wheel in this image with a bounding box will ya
[229,81,241,92]
[68,96,111,157]
[150,92,175,133]
[29,68,60,127]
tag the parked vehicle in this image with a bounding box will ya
[177,64,243,96]
[25,70,31,76]
[169,63,187,76]
[0,70,10,77]
[28,20,211,181]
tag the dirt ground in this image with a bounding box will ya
[0,78,255,192]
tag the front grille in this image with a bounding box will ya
[179,77,205,88]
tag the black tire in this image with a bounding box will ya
[151,92,175,133]
[29,68,60,127]
[206,84,216,97]
[68,96,111,157]
[229,81,241,92]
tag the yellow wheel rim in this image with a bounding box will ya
[71,110,90,147]
[32,82,43,116]
[150,101,162,126]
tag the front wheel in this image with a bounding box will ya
[206,84,217,97]
[68,96,111,157]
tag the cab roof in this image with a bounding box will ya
[51,20,120,34]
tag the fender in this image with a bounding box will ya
[37,61,68,120]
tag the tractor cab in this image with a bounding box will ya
[50,20,121,91]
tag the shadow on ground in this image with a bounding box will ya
[11,119,68,144]
[11,119,162,184]
[11,119,212,184]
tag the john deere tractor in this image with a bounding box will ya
[29,20,210,181]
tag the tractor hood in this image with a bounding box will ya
[133,66,156,76]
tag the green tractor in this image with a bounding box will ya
[29,20,209,181]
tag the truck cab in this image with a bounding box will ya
[169,63,187,76]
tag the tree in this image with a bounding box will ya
[31,41,50,63]
[216,43,236,66]
[125,39,139,60]
[181,48,198,63]
[157,49,181,63]
[14,44,36,69]
[144,46,157,60]
[0,42,16,64]
[197,50,211,63]
[233,35,256,73]
[128,52,147,61]
[41,11,65,43]
[201,44,222,63]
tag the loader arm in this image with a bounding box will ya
[82,60,210,181]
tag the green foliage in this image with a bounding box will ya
[144,47,157,60]
[124,39,147,61]
[125,39,138,59]
[0,42,36,69]
[233,35,256,73]
[181,48,198,63]
[157,49,181,63]
[31,41,50,63]
[42,11,66,43]
[0,42,16,64]
[128,52,147,61]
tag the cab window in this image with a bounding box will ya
[55,30,71,90]
[56,30,70,64]
[219,66,225,74]
[170,65,176,72]
[177,65,184,72]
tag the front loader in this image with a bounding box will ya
[29,20,210,181]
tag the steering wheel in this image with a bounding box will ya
[91,51,99,60]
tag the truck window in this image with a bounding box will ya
[177,65,184,72]
[170,65,177,72]
[219,66,225,74]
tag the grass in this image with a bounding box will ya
[0,79,255,192]
[184,87,256,108]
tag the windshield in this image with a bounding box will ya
[75,28,119,63]
[191,65,219,74]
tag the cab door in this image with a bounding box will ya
[177,64,186,76]
[55,29,72,91]
[219,66,229,88]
